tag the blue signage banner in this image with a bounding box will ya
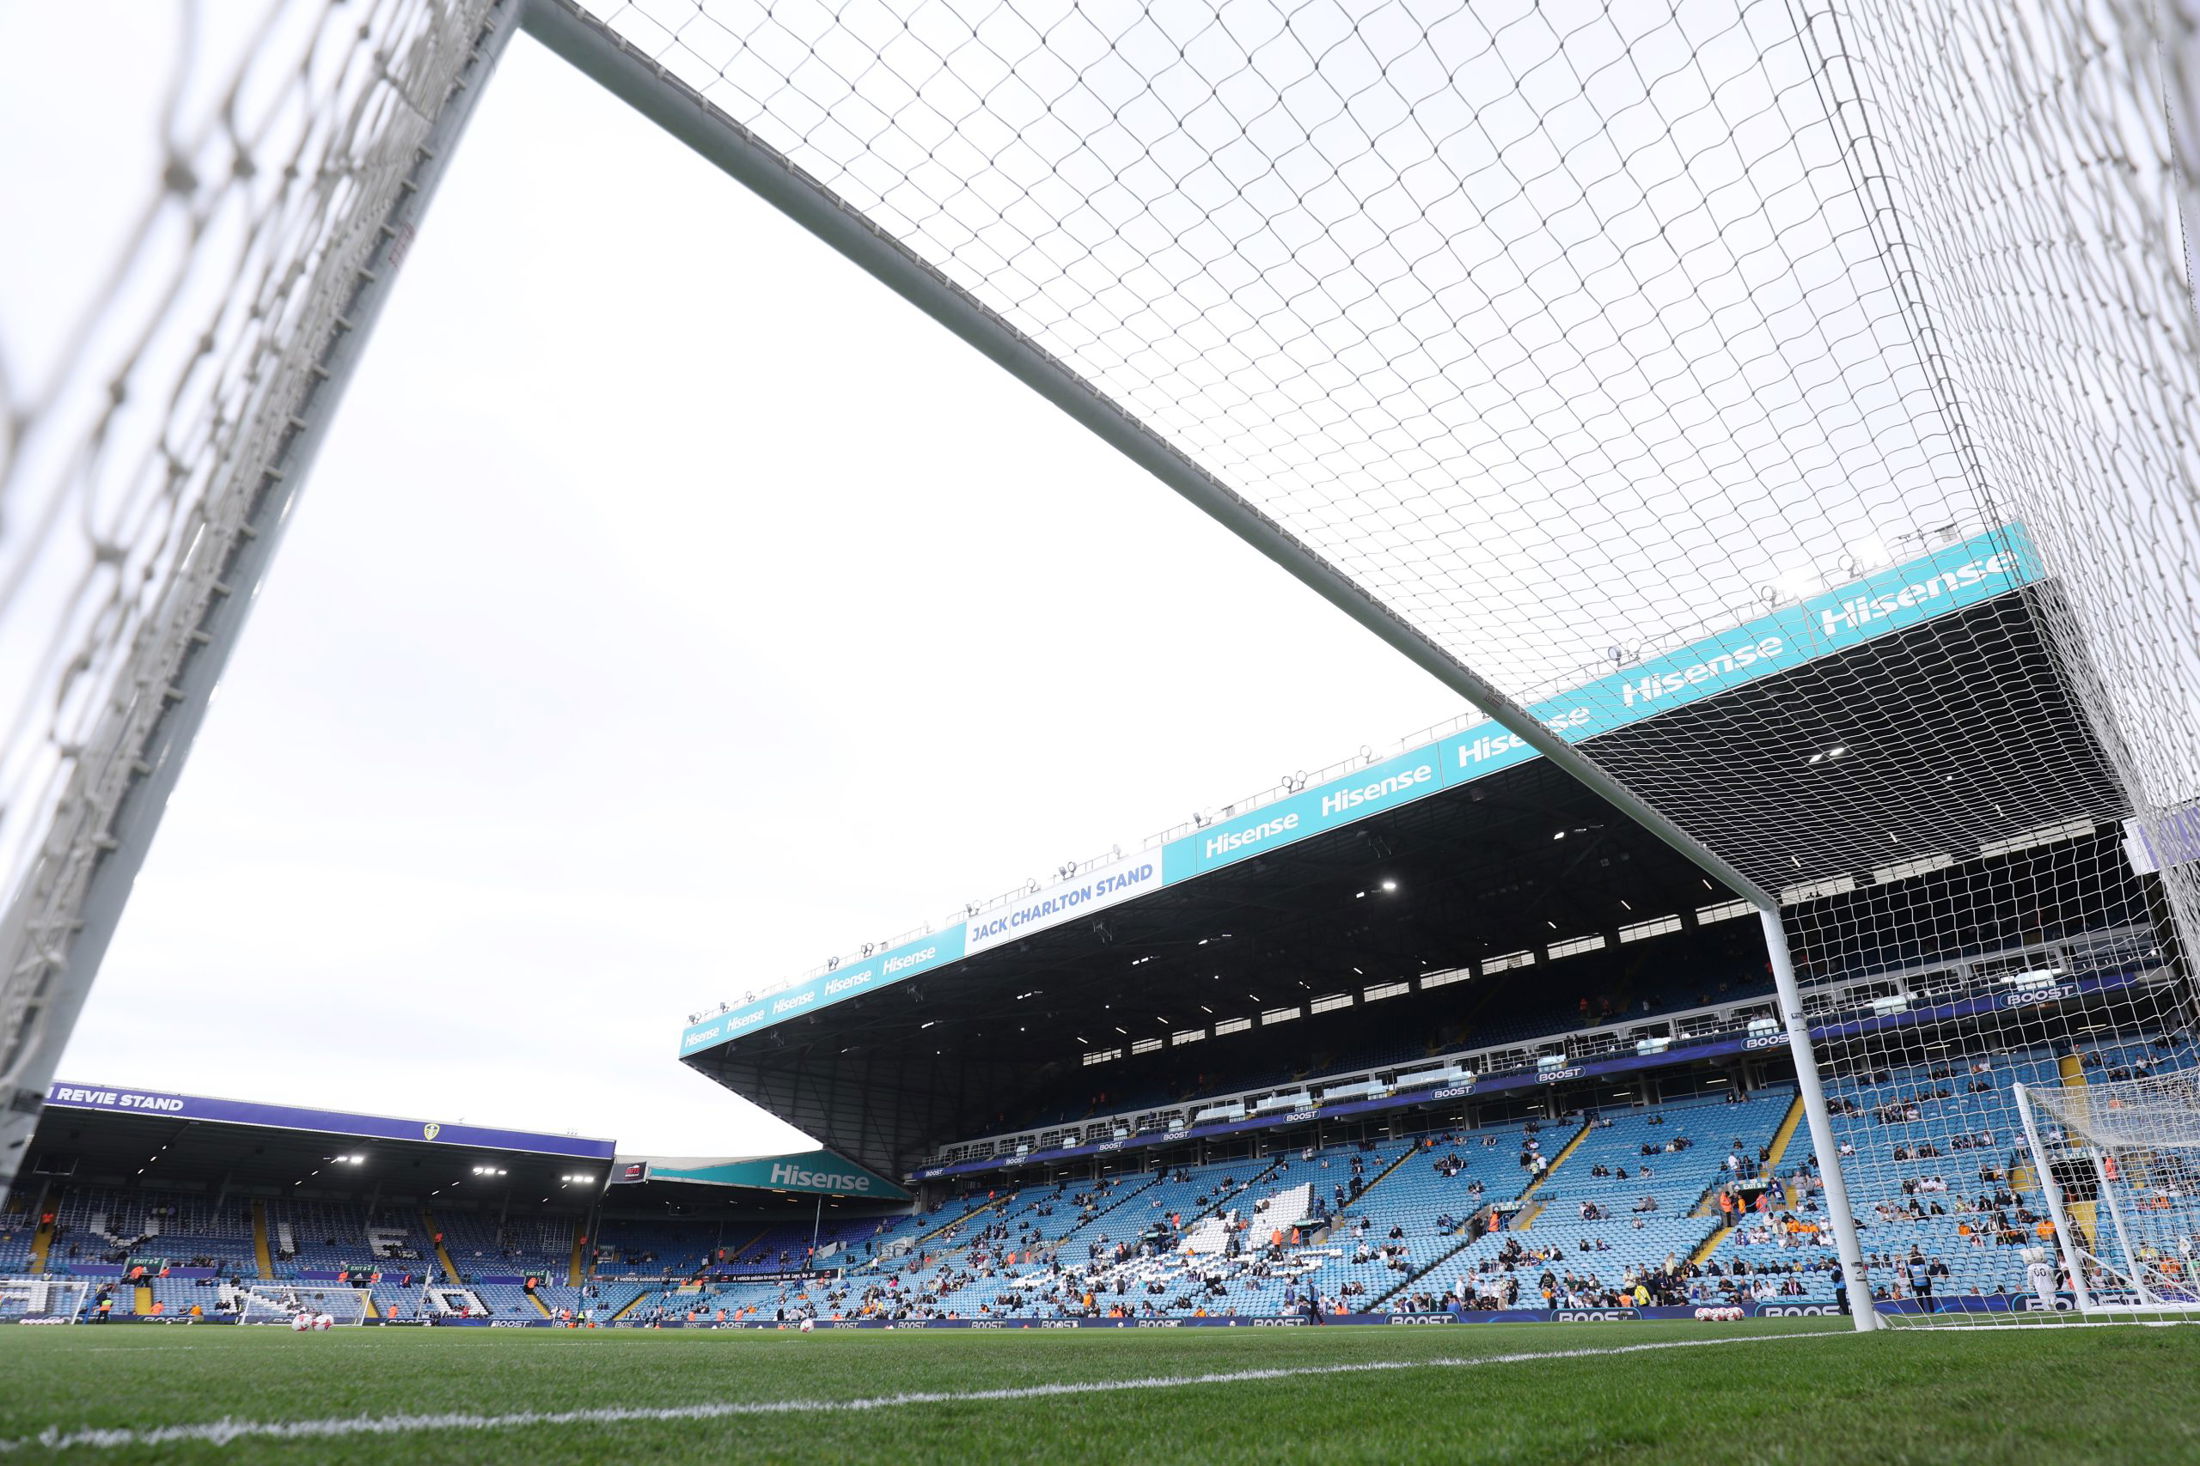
[42,1082,617,1160]
[1437,524,2043,782]
[1164,748,1445,882]
[689,526,2043,1055]
[681,926,967,1055]
[616,1148,908,1201]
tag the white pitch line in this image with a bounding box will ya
[0,1330,1821,1453]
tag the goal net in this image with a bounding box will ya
[235,1284,374,1327]
[0,0,508,1188]
[0,1277,87,1323]
[2017,1071,2200,1315]
[5,0,2198,1336]
[544,0,2199,1331]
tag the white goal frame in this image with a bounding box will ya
[0,1276,87,1323]
[235,1284,376,1328]
[2014,1080,2200,1319]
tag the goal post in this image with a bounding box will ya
[0,1277,87,1323]
[0,0,521,1198]
[235,1284,375,1328]
[2016,1073,2200,1317]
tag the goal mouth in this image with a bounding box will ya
[0,1278,89,1323]
[2011,1075,2200,1324]
[233,1285,376,1328]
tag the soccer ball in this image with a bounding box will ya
[798,1318,815,1334]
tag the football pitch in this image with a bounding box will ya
[4,1318,2196,1464]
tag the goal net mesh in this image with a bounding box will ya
[0,0,497,1158]
[6,0,2197,1329]
[563,0,2198,1325]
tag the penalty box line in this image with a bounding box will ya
[1,1330,1821,1453]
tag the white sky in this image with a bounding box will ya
[46,31,1467,1156]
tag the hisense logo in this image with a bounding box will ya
[1320,763,1434,817]
[1818,551,2016,636]
[1618,637,1784,708]
[769,1162,872,1193]
[1205,812,1300,861]
[1455,708,1591,767]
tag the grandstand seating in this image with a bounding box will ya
[0,1197,38,1275]
[433,1209,573,1280]
[41,1186,259,1276]
[1707,1034,2200,1305]
[1407,1094,1792,1310]
[14,1010,2192,1323]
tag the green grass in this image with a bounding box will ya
[2,1318,2195,1464]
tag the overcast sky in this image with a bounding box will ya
[43,29,1467,1158]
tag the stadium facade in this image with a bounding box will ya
[633,526,2188,1326]
[8,525,2187,1329]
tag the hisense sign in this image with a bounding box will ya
[682,526,2045,1056]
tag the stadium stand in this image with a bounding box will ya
[10,878,2187,1327]
[11,1030,2192,1323]
[41,1186,259,1277]
[433,1209,573,1281]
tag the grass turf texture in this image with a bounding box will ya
[3,1318,2195,1464]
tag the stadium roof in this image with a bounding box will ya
[682,574,2131,1181]
[22,1080,908,1215]
[25,1081,614,1206]
[680,524,2045,1056]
